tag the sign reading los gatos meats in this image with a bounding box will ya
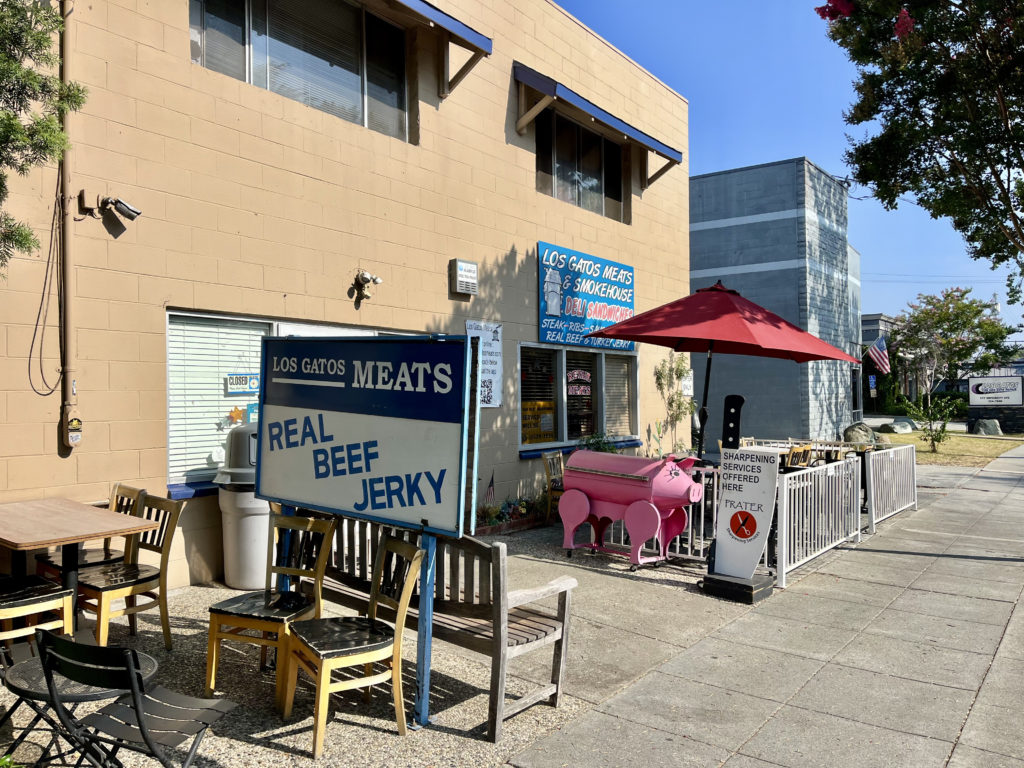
[537,241,635,350]
[255,336,476,537]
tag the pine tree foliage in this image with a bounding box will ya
[0,0,85,273]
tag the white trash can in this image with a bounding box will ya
[215,423,270,590]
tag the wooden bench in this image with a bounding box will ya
[313,515,577,742]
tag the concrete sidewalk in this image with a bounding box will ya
[509,447,1024,768]
[3,449,1022,767]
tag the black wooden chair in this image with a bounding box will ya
[35,628,236,768]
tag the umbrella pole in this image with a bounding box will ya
[697,342,713,459]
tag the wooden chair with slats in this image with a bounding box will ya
[283,534,424,758]
[76,494,183,650]
[541,450,566,523]
[205,513,336,711]
[36,483,146,581]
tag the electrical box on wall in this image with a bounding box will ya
[449,259,479,295]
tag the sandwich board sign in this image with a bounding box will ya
[255,335,478,537]
[255,334,480,728]
[712,447,781,579]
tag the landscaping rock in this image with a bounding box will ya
[973,418,1003,436]
[875,433,892,444]
[892,417,918,430]
[877,423,895,433]
[843,422,876,444]
[889,421,913,434]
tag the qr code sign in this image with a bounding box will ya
[480,378,493,404]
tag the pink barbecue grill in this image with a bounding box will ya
[559,450,704,569]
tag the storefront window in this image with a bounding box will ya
[565,352,597,439]
[519,345,636,447]
[521,347,559,444]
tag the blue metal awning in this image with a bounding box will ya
[513,61,682,164]
[395,0,492,54]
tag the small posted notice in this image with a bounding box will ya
[713,447,781,580]
[466,321,502,407]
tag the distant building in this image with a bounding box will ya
[690,158,862,447]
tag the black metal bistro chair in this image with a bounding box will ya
[35,628,235,768]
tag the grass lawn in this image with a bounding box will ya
[885,432,1024,467]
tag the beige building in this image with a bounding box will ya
[2,0,690,585]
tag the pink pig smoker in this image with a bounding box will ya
[559,450,704,569]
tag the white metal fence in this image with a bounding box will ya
[594,445,912,588]
[775,458,861,588]
[865,443,917,532]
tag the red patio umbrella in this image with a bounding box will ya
[586,281,861,457]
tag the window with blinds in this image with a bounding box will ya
[190,0,407,141]
[167,315,270,484]
[519,345,636,447]
[604,355,636,436]
[521,347,558,445]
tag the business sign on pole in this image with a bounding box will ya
[465,321,502,408]
[969,376,1023,407]
[255,336,478,537]
[537,241,635,350]
[713,447,781,579]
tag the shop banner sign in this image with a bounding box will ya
[465,320,502,408]
[713,447,781,579]
[255,335,477,537]
[969,376,1023,406]
[537,241,635,350]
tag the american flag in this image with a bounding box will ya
[866,336,891,374]
[483,471,495,504]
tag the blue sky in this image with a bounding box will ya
[555,0,1021,331]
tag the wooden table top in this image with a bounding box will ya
[0,497,160,551]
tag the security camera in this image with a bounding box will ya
[371,275,383,285]
[357,271,373,285]
[101,197,142,221]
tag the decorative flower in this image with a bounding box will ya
[894,7,914,40]
[814,0,854,20]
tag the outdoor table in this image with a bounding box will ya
[0,498,161,620]
[3,648,158,762]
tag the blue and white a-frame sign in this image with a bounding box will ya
[255,334,480,726]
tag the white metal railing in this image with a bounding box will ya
[776,457,860,588]
[866,443,917,532]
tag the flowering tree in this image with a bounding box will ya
[891,286,1019,406]
[815,1,1024,301]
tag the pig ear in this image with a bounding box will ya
[676,457,697,471]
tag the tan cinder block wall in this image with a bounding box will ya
[0,0,689,585]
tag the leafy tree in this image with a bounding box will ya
[648,352,696,455]
[0,0,85,274]
[815,1,1024,300]
[890,286,1020,406]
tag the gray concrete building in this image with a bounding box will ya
[690,158,862,449]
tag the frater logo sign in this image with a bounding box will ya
[713,448,780,579]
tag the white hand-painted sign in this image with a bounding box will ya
[255,336,476,537]
[712,447,781,579]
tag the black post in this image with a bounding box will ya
[696,342,714,458]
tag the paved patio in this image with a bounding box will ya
[2,454,1023,767]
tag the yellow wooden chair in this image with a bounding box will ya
[541,450,566,523]
[282,533,424,759]
[76,494,183,650]
[36,483,146,580]
[205,513,337,710]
